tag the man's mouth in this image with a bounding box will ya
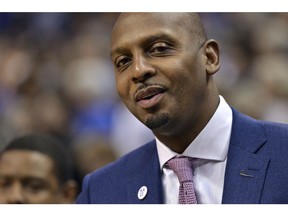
[135,86,166,109]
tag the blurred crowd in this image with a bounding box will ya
[202,13,288,123]
[0,13,287,187]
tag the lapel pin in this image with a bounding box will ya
[138,186,148,200]
[240,170,253,178]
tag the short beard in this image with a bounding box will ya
[145,113,170,130]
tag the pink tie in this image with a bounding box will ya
[166,157,197,204]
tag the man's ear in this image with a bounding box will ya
[60,180,79,204]
[204,39,220,75]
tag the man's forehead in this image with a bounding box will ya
[0,150,54,174]
[111,13,187,47]
[111,12,201,43]
[115,12,187,28]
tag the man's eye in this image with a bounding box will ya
[25,182,47,193]
[0,179,11,189]
[150,46,170,53]
[115,56,131,68]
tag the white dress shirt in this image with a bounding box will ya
[156,96,233,204]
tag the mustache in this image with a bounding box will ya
[136,82,165,92]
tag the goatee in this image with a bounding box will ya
[145,113,170,130]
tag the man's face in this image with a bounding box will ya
[0,150,62,204]
[111,13,211,136]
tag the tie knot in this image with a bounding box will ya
[166,157,193,183]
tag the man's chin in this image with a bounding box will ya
[144,113,170,130]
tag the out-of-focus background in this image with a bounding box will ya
[0,13,287,185]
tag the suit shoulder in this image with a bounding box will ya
[258,120,288,139]
[231,108,288,151]
[232,107,288,135]
[77,140,160,204]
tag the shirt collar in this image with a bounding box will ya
[156,96,233,169]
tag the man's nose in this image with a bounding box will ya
[7,182,25,204]
[131,55,156,83]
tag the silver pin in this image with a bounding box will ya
[240,170,253,178]
[138,186,148,200]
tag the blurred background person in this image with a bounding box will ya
[0,134,78,204]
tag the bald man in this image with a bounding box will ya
[77,13,288,204]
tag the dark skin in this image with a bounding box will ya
[0,150,77,204]
[111,13,220,153]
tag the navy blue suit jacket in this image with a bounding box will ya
[76,108,288,204]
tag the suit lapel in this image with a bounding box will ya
[222,109,270,204]
[222,146,270,203]
[126,141,164,204]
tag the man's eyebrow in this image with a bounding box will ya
[22,177,50,186]
[145,33,174,44]
[0,175,46,181]
[110,33,175,58]
[110,47,128,58]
